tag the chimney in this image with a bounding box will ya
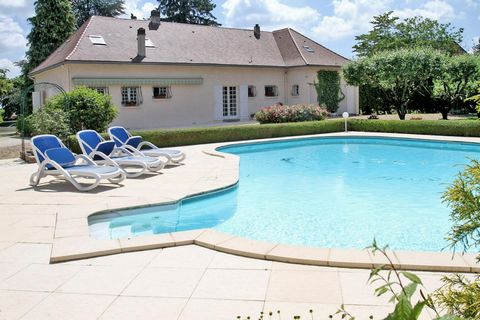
[137,28,146,58]
[149,9,161,30]
[254,24,260,39]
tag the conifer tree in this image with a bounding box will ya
[71,0,125,27]
[24,0,76,75]
[157,0,220,26]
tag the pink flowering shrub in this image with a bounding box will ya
[254,104,328,124]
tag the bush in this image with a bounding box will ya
[45,86,117,133]
[66,120,345,153]
[16,114,33,136]
[254,104,328,124]
[29,104,70,139]
[314,70,345,113]
[349,119,480,137]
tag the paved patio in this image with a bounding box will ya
[0,132,478,319]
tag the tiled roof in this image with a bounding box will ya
[31,16,349,75]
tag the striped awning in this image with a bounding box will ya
[72,77,203,86]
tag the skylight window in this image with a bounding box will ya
[145,38,155,48]
[88,35,106,45]
[303,45,314,53]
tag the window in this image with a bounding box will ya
[291,84,299,96]
[145,38,155,48]
[248,85,256,98]
[121,87,142,106]
[89,87,109,95]
[264,85,278,97]
[88,35,106,45]
[153,86,171,99]
[303,45,314,53]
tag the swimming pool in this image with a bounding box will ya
[89,136,480,252]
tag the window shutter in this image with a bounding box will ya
[239,85,249,119]
[214,85,223,120]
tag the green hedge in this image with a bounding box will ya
[65,119,480,154]
[66,120,345,153]
[348,119,480,137]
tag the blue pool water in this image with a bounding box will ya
[89,137,480,251]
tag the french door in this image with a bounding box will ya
[222,86,238,120]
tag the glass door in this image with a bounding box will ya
[222,86,238,120]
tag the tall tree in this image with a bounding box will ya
[21,0,76,113]
[25,0,76,74]
[71,0,125,27]
[354,11,464,57]
[157,0,220,26]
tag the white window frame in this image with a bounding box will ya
[152,86,172,99]
[265,85,278,97]
[121,87,142,106]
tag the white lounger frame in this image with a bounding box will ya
[76,131,165,178]
[108,126,186,164]
[30,135,126,191]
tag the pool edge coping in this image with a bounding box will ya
[50,131,480,273]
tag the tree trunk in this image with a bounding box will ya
[441,109,449,120]
[398,113,406,120]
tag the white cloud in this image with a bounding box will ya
[123,0,157,19]
[311,0,458,42]
[0,15,27,51]
[396,0,456,21]
[0,0,27,8]
[222,0,320,32]
[0,58,21,78]
[312,0,392,41]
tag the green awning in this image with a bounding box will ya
[72,77,203,86]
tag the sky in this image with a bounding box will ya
[0,0,479,78]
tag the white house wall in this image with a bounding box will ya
[33,63,359,129]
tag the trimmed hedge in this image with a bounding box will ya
[66,120,345,153]
[65,119,480,154]
[349,119,480,137]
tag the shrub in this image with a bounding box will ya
[254,104,328,124]
[16,114,33,136]
[46,86,117,133]
[66,120,345,153]
[349,119,480,137]
[29,104,70,139]
[314,70,345,113]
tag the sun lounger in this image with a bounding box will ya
[77,130,165,178]
[30,134,126,191]
[108,126,186,164]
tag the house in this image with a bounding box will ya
[30,13,359,129]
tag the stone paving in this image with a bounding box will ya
[0,132,478,319]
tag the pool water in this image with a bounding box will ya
[89,137,480,251]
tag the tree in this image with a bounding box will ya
[0,73,24,120]
[71,0,125,27]
[354,11,464,57]
[343,48,446,120]
[157,0,220,26]
[0,68,12,123]
[473,38,480,55]
[432,55,480,119]
[24,0,76,76]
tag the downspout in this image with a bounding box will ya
[284,68,288,105]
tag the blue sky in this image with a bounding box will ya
[0,0,479,78]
